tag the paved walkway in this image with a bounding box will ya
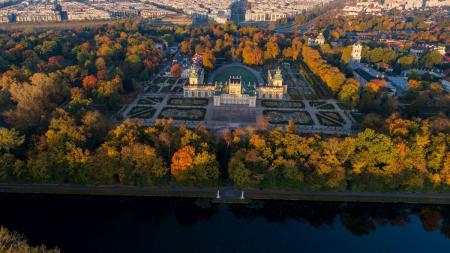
[217,188,243,199]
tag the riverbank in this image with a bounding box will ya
[1,183,450,204]
[2,193,450,253]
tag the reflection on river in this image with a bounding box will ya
[1,193,450,252]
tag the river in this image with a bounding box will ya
[0,193,449,252]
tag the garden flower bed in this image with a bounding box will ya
[158,107,206,121]
[137,97,163,105]
[263,110,313,125]
[128,106,156,119]
[168,98,209,106]
[261,100,304,108]
[316,112,344,127]
[146,85,160,93]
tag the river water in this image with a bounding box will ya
[0,193,449,252]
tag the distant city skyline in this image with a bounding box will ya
[0,0,334,24]
[1,0,450,24]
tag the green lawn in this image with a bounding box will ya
[212,66,259,84]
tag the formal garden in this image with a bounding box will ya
[316,111,344,127]
[146,85,161,93]
[287,87,303,100]
[127,106,156,119]
[137,97,164,105]
[176,78,187,85]
[160,85,172,93]
[261,100,304,108]
[159,107,206,121]
[144,76,184,94]
[263,110,313,125]
[168,98,209,106]
[171,86,183,93]
[153,77,166,83]
[167,78,178,85]
[308,100,335,109]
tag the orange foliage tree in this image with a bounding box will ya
[171,145,195,178]
[170,63,183,77]
[82,75,98,93]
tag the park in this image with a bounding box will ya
[121,60,356,135]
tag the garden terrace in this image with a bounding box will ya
[288,88,303,100]
[137,97,164,105]
[158,107,206,121]
[127,106,156,119]
[146,85,160,93]
[160,86,172,93]
[261,100,304,108]
[168,98,209,106]
[317,112,344,127]
[167,78,178,85]
[171,86,183,93]
[263,110,313,125]
[153,77,166,83]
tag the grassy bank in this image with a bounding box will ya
[1,184,450,204]
[0,184,215,199]
[245,190,450,205]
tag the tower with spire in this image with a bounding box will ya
[272,67,283,86]
[351,42,362,63]
[189,65,204,85]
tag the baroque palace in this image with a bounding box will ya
[183,65,287,107]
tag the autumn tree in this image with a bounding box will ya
[202,50,216,70]
[338,78,360,107]
[0,128,25,182]
[263,40,280,61]
[420,51,443,68]
[397,55,416,70]
[350,129,398,191]
[0,128,24,152]
[341,46,352,65]
[171,145,219,186]
[4,72,69,131]
[228,150,262,188]
[307,137,354,190]
[0,227,60,253]
[120,143,168,185]
[82,75,98,93]
[94,75,123,109]
[26,109,89,183]
[242,42,263,65]
[180,40,192,55]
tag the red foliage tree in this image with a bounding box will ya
[170,64,183,77]
[82,75,98,93]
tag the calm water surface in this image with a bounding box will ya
[0,193,449,253]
